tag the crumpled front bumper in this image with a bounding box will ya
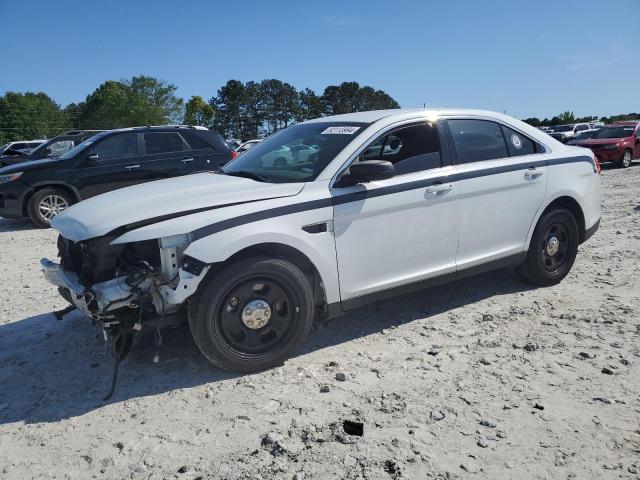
[40,258,138,318]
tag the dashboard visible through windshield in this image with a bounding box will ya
[221,122,369,183]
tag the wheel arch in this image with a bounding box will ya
[526,194,586,250]
[212,242,329,316]
[22,182,81,216]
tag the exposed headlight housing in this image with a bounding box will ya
[603,144,619,150]
[0,172,23,184]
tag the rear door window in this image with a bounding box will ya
[144,132,186,154]
[92,133,138,161]
[448,119,508,163]
[500,125,536,156]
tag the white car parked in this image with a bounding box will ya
[42,109,601,374]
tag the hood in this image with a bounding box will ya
[0,156,59,173]
[578,137,627,146]
[52,172,305,242]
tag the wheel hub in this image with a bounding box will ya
[546,236,560,256]
[241,299,271,329]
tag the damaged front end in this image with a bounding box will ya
[40,233,209,398]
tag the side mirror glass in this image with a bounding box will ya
[337,160,395,186]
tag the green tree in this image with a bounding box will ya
[0,92,69,144]
[523,117,541,127]
[557,111,575,124]
[295,88,323,122]
[321,82,399,116]
[78,76,183,129]
[212,80,247,139]
[184,95,215,127]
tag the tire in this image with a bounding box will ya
[519,208,579,287]
[27,187,74,228]
[619,149,632,168]
[188,256,314,372]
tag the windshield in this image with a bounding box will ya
[58,132,107,160]
[221,122,369,183]
[553,125,574,132]
[592,126,635,139]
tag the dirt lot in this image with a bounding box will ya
[0,166,639,480]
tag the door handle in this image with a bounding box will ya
[125,164,140,170]
[524,168,544,179]
[181,157,195,163]
[425,183,453,194]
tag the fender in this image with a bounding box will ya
[26,180,82,202]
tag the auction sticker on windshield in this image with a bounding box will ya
[321,126,361,135]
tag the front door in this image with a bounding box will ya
[446,119,548,270]
[332,122,459,303]
[74,132,147,198]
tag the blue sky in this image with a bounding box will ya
[1,0,638,119]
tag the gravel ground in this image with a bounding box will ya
[0,166,639,480]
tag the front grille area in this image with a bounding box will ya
[57,234,160,286]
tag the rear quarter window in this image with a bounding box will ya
[500,125,537,156]
[181,132,215,151]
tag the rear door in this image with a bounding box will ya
[141,132,189,178]
[447,119,548,270]
[180,131,225,172]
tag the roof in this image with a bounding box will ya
[302,108,531,125]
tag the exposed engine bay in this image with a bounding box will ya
[41,233,210,399]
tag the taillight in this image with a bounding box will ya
[593,156,601,174]
[230,150,238,159]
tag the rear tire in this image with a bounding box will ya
[520,208,579,287]
[619,149,632,168]
[188,256,314,372]
[27,187,74,228]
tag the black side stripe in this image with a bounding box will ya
[186,154,594,241]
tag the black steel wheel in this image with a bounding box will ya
[189,256,314,372]
[520,208,579,286]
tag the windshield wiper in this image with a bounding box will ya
[223,170,272,183]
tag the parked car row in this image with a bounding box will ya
[576,121,640,168]
[0,125,233,226]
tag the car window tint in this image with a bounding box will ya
[92,134,137,160]
[449,120,508,163]
[500,125,536,156]
[362,123,441,174]
[144,132,185,154]
[182,132,213,151]
[576,125,588,132]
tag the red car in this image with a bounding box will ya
[578,121,640,168]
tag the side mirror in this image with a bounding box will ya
[338,160,395,186]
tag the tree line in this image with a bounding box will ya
[523,110,640,127]
[0,75,399,144]
[2,76,637,145]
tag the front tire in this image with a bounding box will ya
[27,187,73,228]
[619,149,632,168]
[188,256,314,372]
[520,208,579,286]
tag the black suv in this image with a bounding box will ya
[0,125,233,227]
[0,130,105,167]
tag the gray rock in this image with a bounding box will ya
[262,432,284,446]
[431,410,445,421]
[479,357,491,365]
[477,436,489,448]
[480,419,497,428]
[428,345,442,356]
[320,385,330,393]
[335,372,347,382]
